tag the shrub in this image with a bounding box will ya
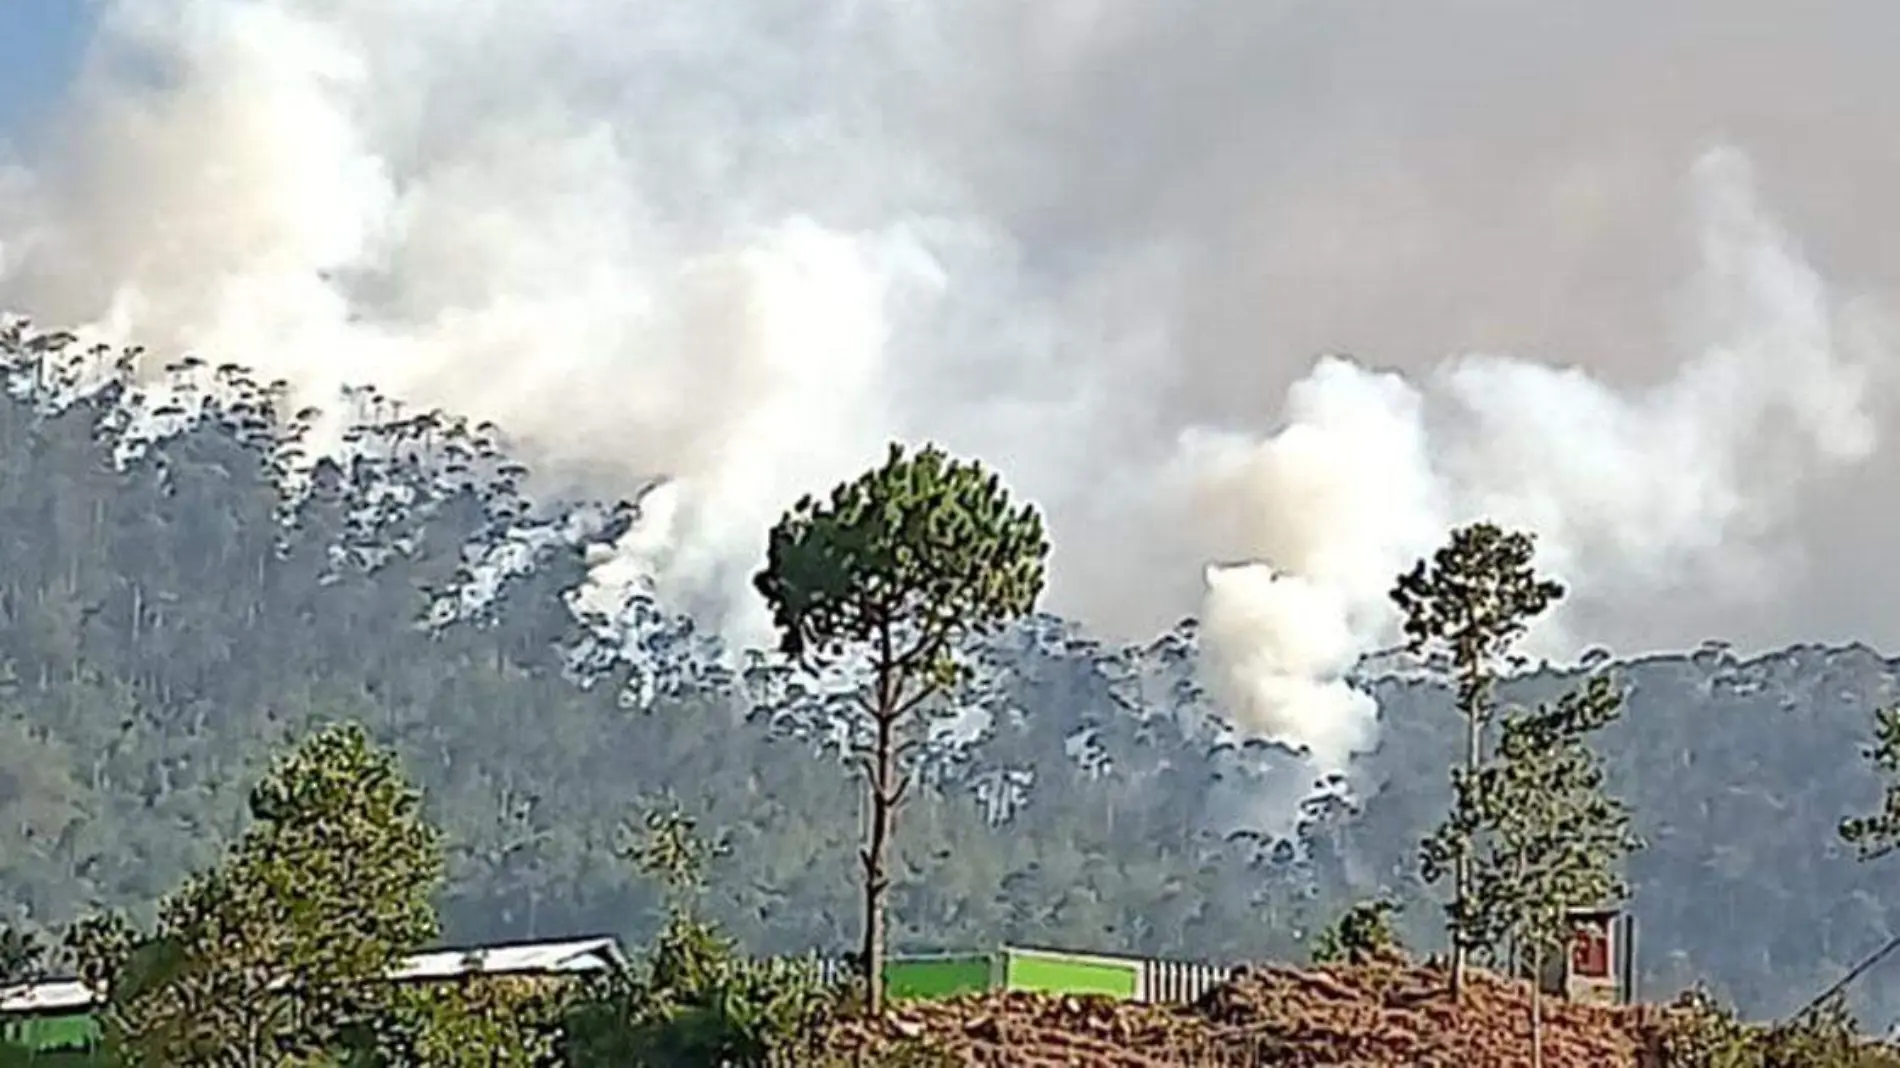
[1310,898,1407,967]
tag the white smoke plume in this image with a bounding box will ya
[1185,148,1884,775]
[0,2,1892,784]
[0,0,1146,646]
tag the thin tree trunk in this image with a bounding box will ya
[1451,699,1480,1000]
[860,718,896,1015]
[1531,947,1545,1068]
[860,639,901,1017]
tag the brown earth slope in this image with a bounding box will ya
[817,962,1666,1067]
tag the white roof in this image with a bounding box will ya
[0,936,627,1015]
[385,937,626,983]
[0,979,96,1015]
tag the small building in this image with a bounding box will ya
[0,935,629,1057]
[0,978,100,1057]
[387,935,628,985]
[1528,906,1639,1006]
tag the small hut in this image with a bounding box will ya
[1529,906,1638,1006]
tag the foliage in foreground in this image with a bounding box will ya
[0,928,48,986]
[1391,521,1566,997]
[562,805,948,1067]
[1654,987,1900,1068]
[66,723,445,1068]
[1453,673,1641,970]
[1309,898,1407,967]
[34,724,945,1066]
[368,975,572,1068]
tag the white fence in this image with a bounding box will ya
[1137,959,1237,1005]
[808,957,857,986]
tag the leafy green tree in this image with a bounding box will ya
[90,722,445,1068]
[1309,898,1405,966]
[1654,984,1761,1067]
[1654,986,1900,1068]
[625,806,724,914]
[64,912,138,994]
[1391,521,1563,998]
[1435,674,1640,1065]
[753,442,1049,1014]
[563,804,843,1068]
[369,976,570,1068]
[0,927,46,986]
[1757,995,1868,1068]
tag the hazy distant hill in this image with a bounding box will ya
[0,323,1896,1025]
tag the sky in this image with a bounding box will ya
[3,1,1900,764]
[0,3,92,140]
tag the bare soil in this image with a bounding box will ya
[815,961,1675,1067]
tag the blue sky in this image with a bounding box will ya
[0,2,94,142]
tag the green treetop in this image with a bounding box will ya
[753,442,1048,1015]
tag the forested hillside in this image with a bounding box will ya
[0,319,1896,1027]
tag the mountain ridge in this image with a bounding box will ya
[0,319,1895,1027]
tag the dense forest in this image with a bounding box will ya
[0,316,1897,1028]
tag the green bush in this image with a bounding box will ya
[561,804,861,1067]
[561,911,851,1068]
[1310,898,1407,967]
[1655,987,1900,1068]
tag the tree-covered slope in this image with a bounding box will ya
[0,320,1897,1025]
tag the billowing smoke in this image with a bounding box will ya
[1179,355,1440,771]
[0,0,1147,646]
[1184,148,1883,776]
[0,2,1892,789]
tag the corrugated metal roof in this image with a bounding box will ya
[0,936,628,1016]
[387,937,626,982]
[0,980,96,1015]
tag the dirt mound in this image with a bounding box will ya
[817,990,1219,1067]
[1198,961,1652,1067]
[816,962,1663,1067]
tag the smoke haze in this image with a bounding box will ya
[2,1,1898,771]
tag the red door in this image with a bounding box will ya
[1570,919,1611,979]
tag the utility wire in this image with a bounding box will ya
[1790,931,1900,1023]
